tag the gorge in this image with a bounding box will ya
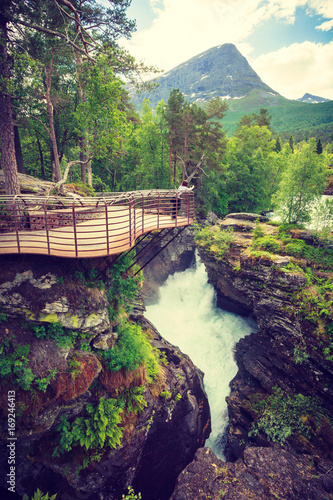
[0,212,333,500]
[144,251,257,459]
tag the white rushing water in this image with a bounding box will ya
[144,252,257,459]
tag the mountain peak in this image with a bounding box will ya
[131,43,279,109]
[297,93,330,104]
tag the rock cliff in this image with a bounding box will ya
[0,252,210,500]
[139,227,196,305]
[171,213,333,498]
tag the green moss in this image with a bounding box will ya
[39,313,59,323]
[69,315,79,328]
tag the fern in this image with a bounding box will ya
[53,397,123,457]
[118,386,147,416]
[23,488,57,500]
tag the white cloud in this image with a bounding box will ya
[120,0,333,99]
[316,19,333,31]
[251,41,333,99]
[121,0,265,72]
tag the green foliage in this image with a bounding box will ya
[0,341,59,392]
[74,271,85,284]
[0,312,7,323]
[106,254,143,321]
[0,343,35,390]
[23,488,57,500]
[284,240,307,257]
[29,321,86,349]
[53,396,123,457]
[160,390,172,400]
[253,219,264,238]
[293,345,310,365]
[117,386,147,416]
[122,486,142,500]
[225,125,280,213]
[251,235,282,254]
[249,387,329,444]
[101,322,159,382]
[35,368,57,392]
[73,267,105,290]
[273,139,326,223]
[70,182,96,197]
[195,226,234,259]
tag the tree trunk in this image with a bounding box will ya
[36,135,45,180]
[45,55,62,183]
[87,158,92,186]
[168,126,173,187]
[79,138,87,184]
[0,13,21,195]
[13,121,25,174]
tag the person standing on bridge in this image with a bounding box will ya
[171,180,194,219]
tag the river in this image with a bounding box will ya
[144,251,257,458]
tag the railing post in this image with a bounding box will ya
[142,193,144,234]
[133,196,136,241]
[129,200,132,247]
[103,198,109,255]
[43,201,50,255]
[175,192,178,227]
[157,192,160,229]
[12,196,20,254]
[72,200,78,257]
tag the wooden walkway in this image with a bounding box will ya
[0,191,194,258]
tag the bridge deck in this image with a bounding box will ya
[0,191,194,258]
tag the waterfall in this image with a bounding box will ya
[144,251,257,459]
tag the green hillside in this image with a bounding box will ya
[222,90,333,141]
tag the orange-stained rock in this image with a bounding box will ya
[52,352,102,402]
[99,364,147,395]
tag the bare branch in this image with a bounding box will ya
[186,155,207,184]
[51,156,93,194]
[14,19,95,61]
[176,155,189,180]
[17,110,52,141]
[54,0,97,52]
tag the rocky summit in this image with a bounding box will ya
[130,43,278,109]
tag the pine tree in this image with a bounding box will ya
[316,138,323,155]
[289,135,294,153]
[275,135,282,153]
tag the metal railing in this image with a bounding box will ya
[0,190,194,258]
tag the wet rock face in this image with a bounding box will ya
[188,214,333,498]
[140,227,196,305]
[131,318,211,500]
[170,446,333,500]
[0,254,210,499]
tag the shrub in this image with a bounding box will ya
[29,321,82,349]
[284,240,306,257]
[251,235,281,254]
[249,387,329,444]
[0,343,35,390]
[195,226,233,259]
[117,386,147,416]
[35,368,58,392]
[53,396,123,457]
[101,323,159,382]
[106,255,143,322]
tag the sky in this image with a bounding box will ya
[116,0,333,100]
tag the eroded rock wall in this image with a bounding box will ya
[170,213,333,499]
[0,253,210,500]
